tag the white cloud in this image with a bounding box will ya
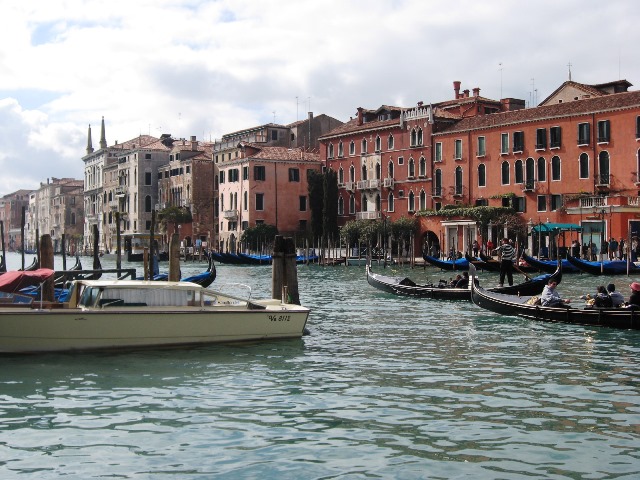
[1,0,639,194]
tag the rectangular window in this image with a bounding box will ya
[397,156,404,165]
[144,172,152,185]
[289,168,300,182]
[254,165,266,181]
[536,128,547,149]
[299,219,307,231]
[550,194,563,211]
[513,196,525,213]
[219,171,225,184]
[271,130,278,141]
[513,131,524,152]
[145,153,152,159]
[255,193,264,211]
[243,166,249,180]
[537,195,547,212]
[637,116,640,138]
[229,168,239,182]
[476,136,486,157]
[578,123,590,145]
[550,126,562,148]
[241,221,249,230]
[349,142,355,155]
[299,196,307,211]
[435,143,442,162]
[454,139,462,160]
[501,133,509,154]
[597,120,610,143]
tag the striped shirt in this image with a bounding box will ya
[498,243,515,261]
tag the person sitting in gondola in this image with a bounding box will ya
[592,285,613,308]
[541,280,571,307]
[606,284,625,307]
[455,272,469,288]
[627,282,640,308]
[449,274,462,287]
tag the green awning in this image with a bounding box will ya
[531,223,582,233]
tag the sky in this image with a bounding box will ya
[1,0,638,196]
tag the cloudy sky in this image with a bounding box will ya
[1,0,638,195]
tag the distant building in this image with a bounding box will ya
[0,189,31,254]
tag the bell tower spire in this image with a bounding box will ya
[99,116,107,149]
[86,124,94,154]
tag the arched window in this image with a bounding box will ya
[376,194,381,211]
[388,134,394,150]
[361,165,367,181]
[411,129,417,146]
[145,195,152,212]
[338,141,344,157]
[417,128,423,146]
[349,165,355,182]
[338,196,344,215]
[515,160,524,184]
[374,163,380,179]
[551,155,561,181]
[435,169,442,196]
[501,161,510,185]
[349,141,355,156]
[525,158,535,188]
[338,167,344,184]
[328,144,334,158]
[598,151,610,185]
[361,138,367,154]
[388,160,394,178]
[419,190,426,210]
[388,192,395,212]
[579,153,589,179]
[408,158,415,177]
[455,166,463,195]
[419,156,426,177]
[537,157,546,182]
[375,136,381,152]
[478,164,486,187]
[362,194,368,212]
[349,194,355,214]
[408,191,415,212]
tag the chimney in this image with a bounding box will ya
[357,107,364,126]
[453,81,461,99]
[463,89,470,98]
[308,112,313,121]
[191,135,198,151]
[473,87,480,97]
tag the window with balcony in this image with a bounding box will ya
[478,164,486,187]
[536,128,547,149]
[597,120,610,143]
[361,165,367,181]
[454,139,462,160]
[550,126,562,148]
[578,122,591,145]
[513,131,524,152]
[255,193,264,211]
[477,136,486,157]
[551,155,561,181]
[501,133,509,154]
[598,151,610,185]
[501,161,510,185]
[579,153,589,179]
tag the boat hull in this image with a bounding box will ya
[565,255,640,275]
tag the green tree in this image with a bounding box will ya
[240,224,279,251]
[158,206,193,234]
[308,170,324,241]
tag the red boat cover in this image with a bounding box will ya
[0,269,55,293]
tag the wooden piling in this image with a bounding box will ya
[169,233,180,281]
[92,225,100,270]
[61,234,67,270]
[115,212,122,274]
[272,235,300,305]
[143,247,149,280]
[40,234,55,302]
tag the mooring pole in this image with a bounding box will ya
[40,234,55,303]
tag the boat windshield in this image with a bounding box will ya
[79,287,101,307]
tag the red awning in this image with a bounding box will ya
[0,269,55,293]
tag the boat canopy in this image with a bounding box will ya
[0,268,55,293]
[531,223,582,233]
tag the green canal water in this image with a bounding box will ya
[1,252,639,478]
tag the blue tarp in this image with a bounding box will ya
[531,223,582,233]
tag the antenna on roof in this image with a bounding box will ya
[273,111,276,123]
[499,62,503,99]
[567,62,572,81]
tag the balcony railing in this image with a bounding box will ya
[579,196,607,208]
[115,186,126,196]
[355,211,381,220]
[383,177,394,188]
[222,209,238,220]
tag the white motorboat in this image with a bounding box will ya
[0,278,310,353]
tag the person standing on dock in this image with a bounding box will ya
[497,238,515,287]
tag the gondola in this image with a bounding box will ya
[464,253,495,272]
[478,251,539,273]
[469,263,640,330]
[565,255,640,275]
[19,257,39,271]
[149,256,217,288]
[422,254,470,271]
[366,263,561,300]
[521,252,581,274]
[0,254,6,274]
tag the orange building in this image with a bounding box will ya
[216,143,320,252]
[321,79,640,259]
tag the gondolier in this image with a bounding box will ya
[497,238,515,286]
